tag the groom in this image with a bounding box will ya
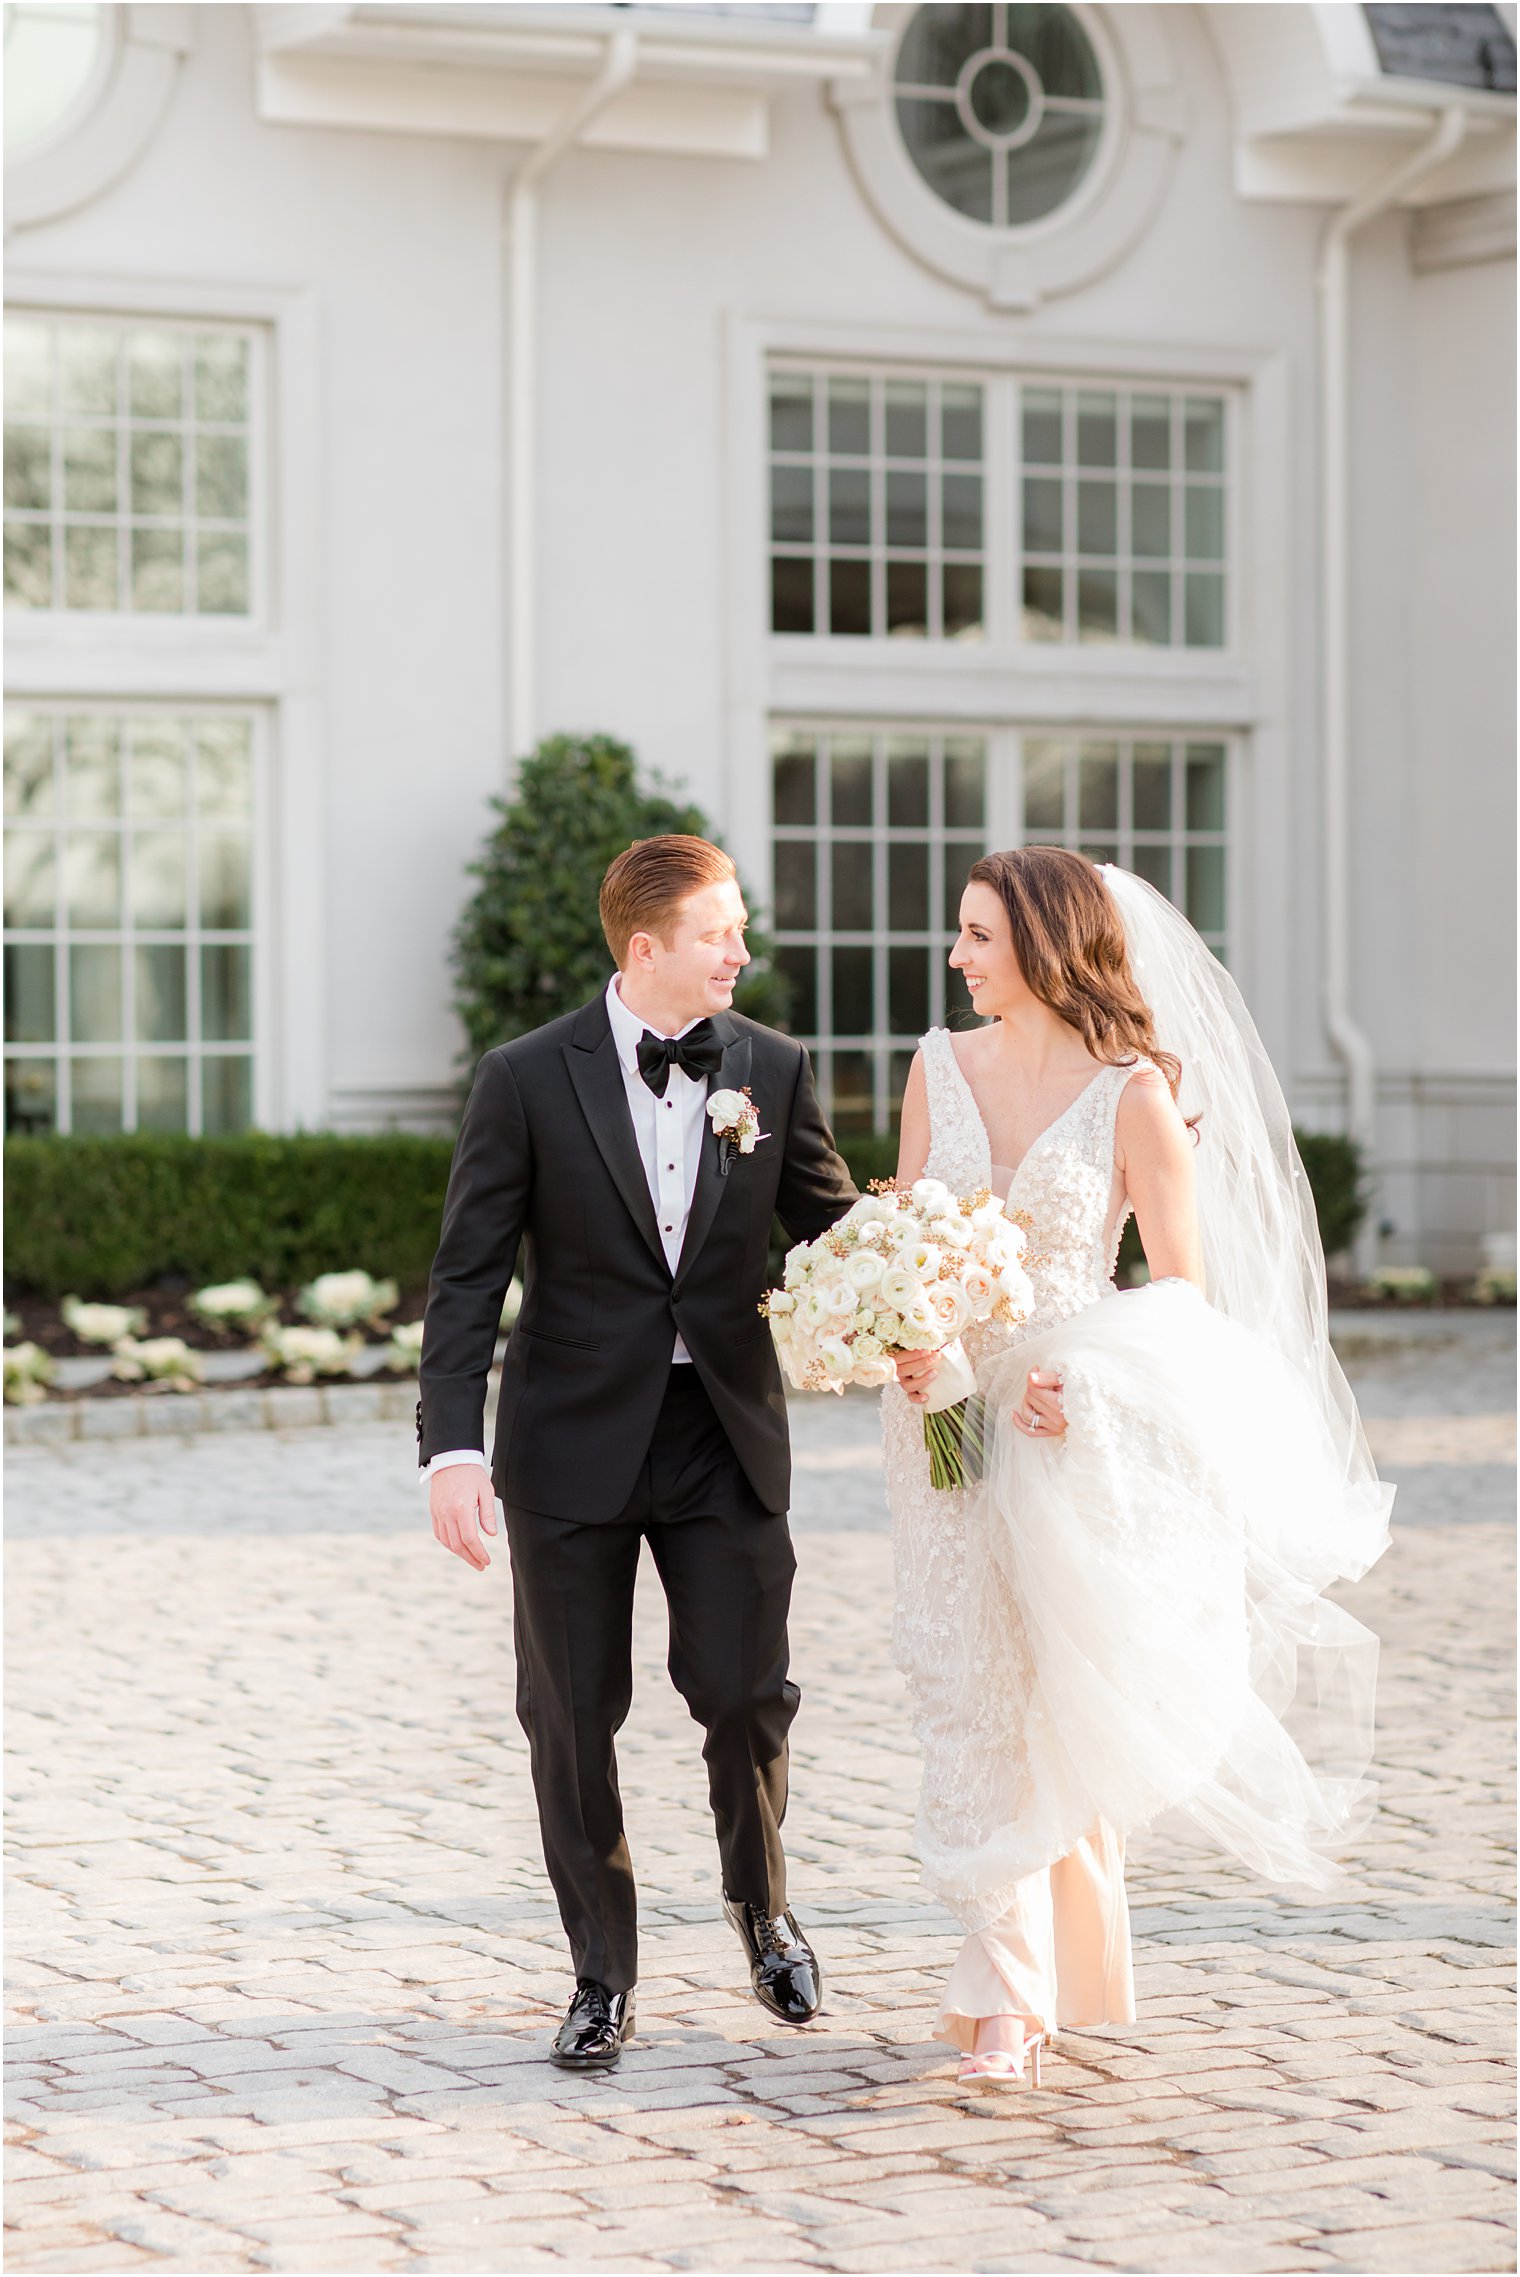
[417,834,856,2070]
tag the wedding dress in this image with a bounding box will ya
[883,902,1392,2048]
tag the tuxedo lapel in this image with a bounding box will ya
[564,997,670,1275]
[675,1018,752,1281]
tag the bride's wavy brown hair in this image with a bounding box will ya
[964,846,1186,1107]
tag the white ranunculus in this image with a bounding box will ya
[880,1267,921,1314]
[844,1249,886,1293]
[895,1239,942,1280]
[706,1088,746,1124]
[767,1288,797,1316]
[801,1288,832,1332]
[854,1220,890,1249]
[61,1296,148,1346]
[969,1196,1006,1231]
[930,1214,973,1250]
[824,1281,857,1317]
[783,1245,812,1289]
[842,1195,889,1228]
[901,1299,945,1349]
[873,1313,905,1349]
[818,1335,854,1382]
[910,1177,954,1216]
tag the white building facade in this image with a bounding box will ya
[4,0,1515,1270]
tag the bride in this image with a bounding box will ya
[884,847,1392,2090]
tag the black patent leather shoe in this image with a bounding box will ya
[723,1896,822,2025]
[549,1979,635,2071]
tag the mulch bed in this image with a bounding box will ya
[6,1278,431,1359]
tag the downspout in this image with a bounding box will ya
[1317,103,1465,1272]
[505,30,638,765]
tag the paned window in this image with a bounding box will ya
[1021,385,1227,648]
[771,726,988,1133]
[3,705,257,1134]
[769,368,985,641]
[3,311,256,617]
[894,3,1105,229]
[1021,733,1230,955]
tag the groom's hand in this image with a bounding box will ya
[894,1348,942,1407]
[430,1465,498,1571]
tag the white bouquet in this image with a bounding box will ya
[761,1178,1034,1489]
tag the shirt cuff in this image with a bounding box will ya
[421,1448,490,1484]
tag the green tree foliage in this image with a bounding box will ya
[449,733,786,1071]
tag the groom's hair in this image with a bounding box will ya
[600,835,736,966]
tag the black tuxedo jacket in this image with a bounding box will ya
[417,992,856,1521]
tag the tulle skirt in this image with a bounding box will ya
[956,1279,1392,1904]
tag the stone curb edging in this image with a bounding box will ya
[3,1374,430,1446]
[5,1310,1513,1446]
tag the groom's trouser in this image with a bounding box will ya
[504,1365,799,1995]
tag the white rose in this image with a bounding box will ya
[853,1306,879,1335]
[960,1265,996,1317]
[819,1336,854,1381]
[910,1177,954,1216]
[707,1088,746,1124]
[926,1282,972,1338]
[880,1267,921,1314]
[853,1332,884,1361]
[930,1215,973,1250]
[844,1250,886,1293]
[783,1247,812,1289]
[767,1289,797,1316]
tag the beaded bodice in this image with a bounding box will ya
[917,1026,1138,1339]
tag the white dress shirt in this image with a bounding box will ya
[424,976,710,1486]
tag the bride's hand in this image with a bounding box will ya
[1012,1368,1067,1440]
[894,1348,941,1407]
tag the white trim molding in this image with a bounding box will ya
[830,3,1186,310]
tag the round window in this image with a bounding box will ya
[3,1,112,163]
[894,3,1105,230]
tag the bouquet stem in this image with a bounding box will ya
[923,1395,987,1491]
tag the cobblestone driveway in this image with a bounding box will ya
[6,1323,1514,2274]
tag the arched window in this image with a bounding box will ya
[894,3,1104,230]
[3,2,113,163]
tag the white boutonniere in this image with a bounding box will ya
[707,1085,769,1176]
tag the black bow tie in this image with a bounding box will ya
[636,1021,724,1097]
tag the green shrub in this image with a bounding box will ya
[5,1120,1367,1302]
[4,1133,455,1300]
[1292,1131,1367,1259]
[449,732,786,1079]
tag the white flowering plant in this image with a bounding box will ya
[761,1178,1034,1489]
[1365,1266,1439,1304]
[189,1279,277,1334]
[295,1271,399,1331]
[259,1322,362,1384]
[1472,1266,1517,1306]
[4,1341,55,1406]
[383,1320,424,1373]
[110,1336,206,1392]
[61,1296,148,1346]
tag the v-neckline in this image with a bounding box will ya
[941,1034,1113,1192]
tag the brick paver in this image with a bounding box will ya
[5,1324,1514,2273]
